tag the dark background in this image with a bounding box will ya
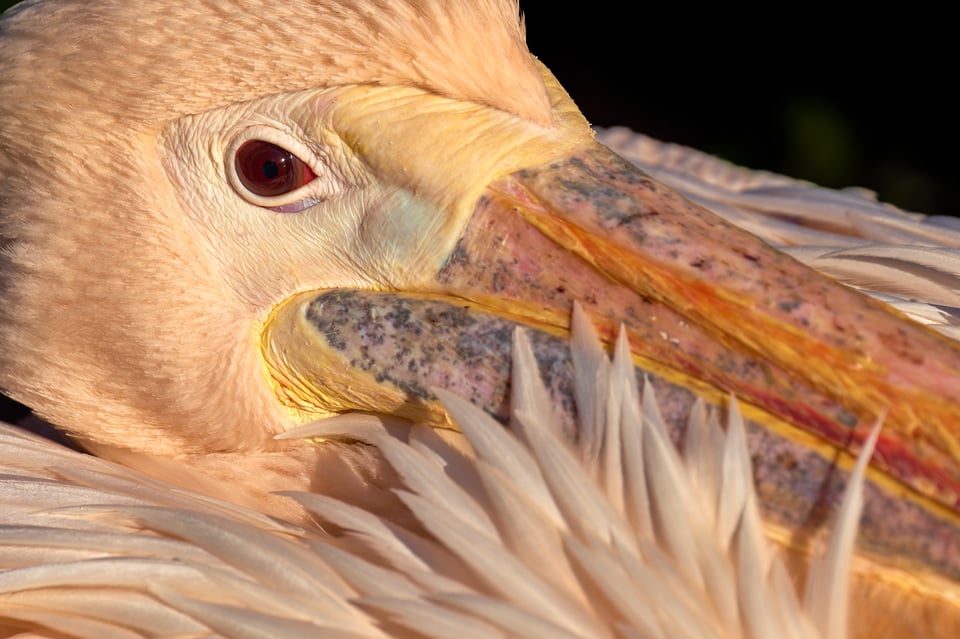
[522,3,956,217]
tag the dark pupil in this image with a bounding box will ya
[236,140,300,197]
[261,160,279,179]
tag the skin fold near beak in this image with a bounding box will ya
[262,140,960,595]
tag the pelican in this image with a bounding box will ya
[0,1,957,637]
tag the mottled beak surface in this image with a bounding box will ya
[265,137,960,521]
[447,143,960,512]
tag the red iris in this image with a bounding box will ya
[234,140,316,197]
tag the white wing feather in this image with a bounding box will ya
[0,316,872,639]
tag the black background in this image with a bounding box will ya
[522,2,956,217]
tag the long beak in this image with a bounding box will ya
[261,137,960,602]
[448,142,960,500]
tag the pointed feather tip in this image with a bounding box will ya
[274,413,408,445]
[0,304,880,639]
[805,412,884,639]
[273,306,870,639]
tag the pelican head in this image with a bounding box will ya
[1,1,960,631]
[0,0,563,446]
[0,0,598,515]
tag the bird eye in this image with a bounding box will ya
[234,140,317,198]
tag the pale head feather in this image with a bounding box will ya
[0,0,552,455]
[0,0,549,126]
